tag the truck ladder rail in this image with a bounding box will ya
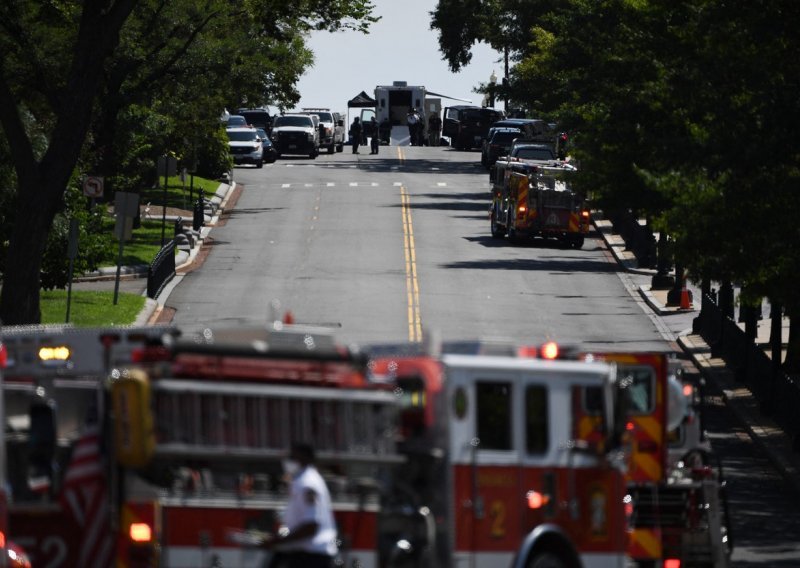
[152,378,401,463]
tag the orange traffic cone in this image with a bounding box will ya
[680,286,692,310]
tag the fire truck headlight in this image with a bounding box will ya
[130,523,152,542]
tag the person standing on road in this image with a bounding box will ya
[379,117,392,145]
[349,117,362,154]
[428,112,442,146]
[370,117,380,154]
[263,443,338,568]
[407,108,420,146]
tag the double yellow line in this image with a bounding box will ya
[400,184,422,342]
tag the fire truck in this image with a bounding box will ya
[576,352,732,568]
[0,324,174,567]
[117,329,637,568]
[489,158,590,248]
[367,339,633,568]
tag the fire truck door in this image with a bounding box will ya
[447,362,526,566]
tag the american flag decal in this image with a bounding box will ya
[60,425,113,567]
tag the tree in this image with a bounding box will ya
[0,0,377,325]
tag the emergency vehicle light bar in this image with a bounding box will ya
[38,345,71,364]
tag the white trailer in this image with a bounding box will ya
[374,81,427,146]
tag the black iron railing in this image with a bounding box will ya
[147,239,176,299]
[694,292,800,450]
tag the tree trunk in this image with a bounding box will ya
[0,170,66,324]
[0,2,137,324]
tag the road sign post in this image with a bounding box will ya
[157,155,178,247]
[65,219,79,323]
[113,192,140,305]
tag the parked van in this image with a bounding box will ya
[442,105,505,150]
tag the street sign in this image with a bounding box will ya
[157,156,178,178]
[83,176,104,198]
[114,192,140,241]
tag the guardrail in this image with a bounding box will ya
[694,292,800,450]
[147,239,176,299]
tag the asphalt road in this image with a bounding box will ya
[169,146,669,352]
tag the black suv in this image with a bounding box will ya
[442,105,505,150]
[481,128,524,168]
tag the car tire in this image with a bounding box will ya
[328,144,335,154]
[336,143,344,153]
[507,203,520,244]
[256,161,263,169]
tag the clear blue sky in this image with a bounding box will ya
[294,0,503,114]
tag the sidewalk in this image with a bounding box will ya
[594,217,800,496]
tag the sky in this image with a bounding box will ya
[294,0,503,115]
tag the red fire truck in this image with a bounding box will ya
[575,352,731,568]
[489,158,590,248]
[0,325,173,567]
[368,340,633,568]
[3,324,634,567]
[0,334,33,568]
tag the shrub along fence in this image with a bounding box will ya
[693,291,800,451]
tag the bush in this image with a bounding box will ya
[40,186,114,290]
[196,127,232,179]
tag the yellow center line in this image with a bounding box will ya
[400,185,422,342]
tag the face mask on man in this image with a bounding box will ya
[282,459,301,477]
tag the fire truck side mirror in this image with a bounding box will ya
[111,369,155,468]
[609,378,631,451]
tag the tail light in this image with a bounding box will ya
[664,560,681,568]
[526,490,550,509]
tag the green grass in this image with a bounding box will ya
[100,218,178,266]
[142,174,221,210]
[97,174,220,266]
[41,290,145,326]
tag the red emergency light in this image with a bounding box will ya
[540,342,559,360]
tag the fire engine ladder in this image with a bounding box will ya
[152,378,403,465]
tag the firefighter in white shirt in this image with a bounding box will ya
[264,443,338,568]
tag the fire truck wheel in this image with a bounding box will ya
[526,551,568,568]
[571,236,584,249]
[491,207,505,238]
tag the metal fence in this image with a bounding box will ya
[694,292,800,450]
[147,239,176,299]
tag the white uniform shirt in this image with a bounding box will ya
[279,465,338,556]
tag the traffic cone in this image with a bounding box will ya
[680,285,692,310]
[283,311,294,325]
